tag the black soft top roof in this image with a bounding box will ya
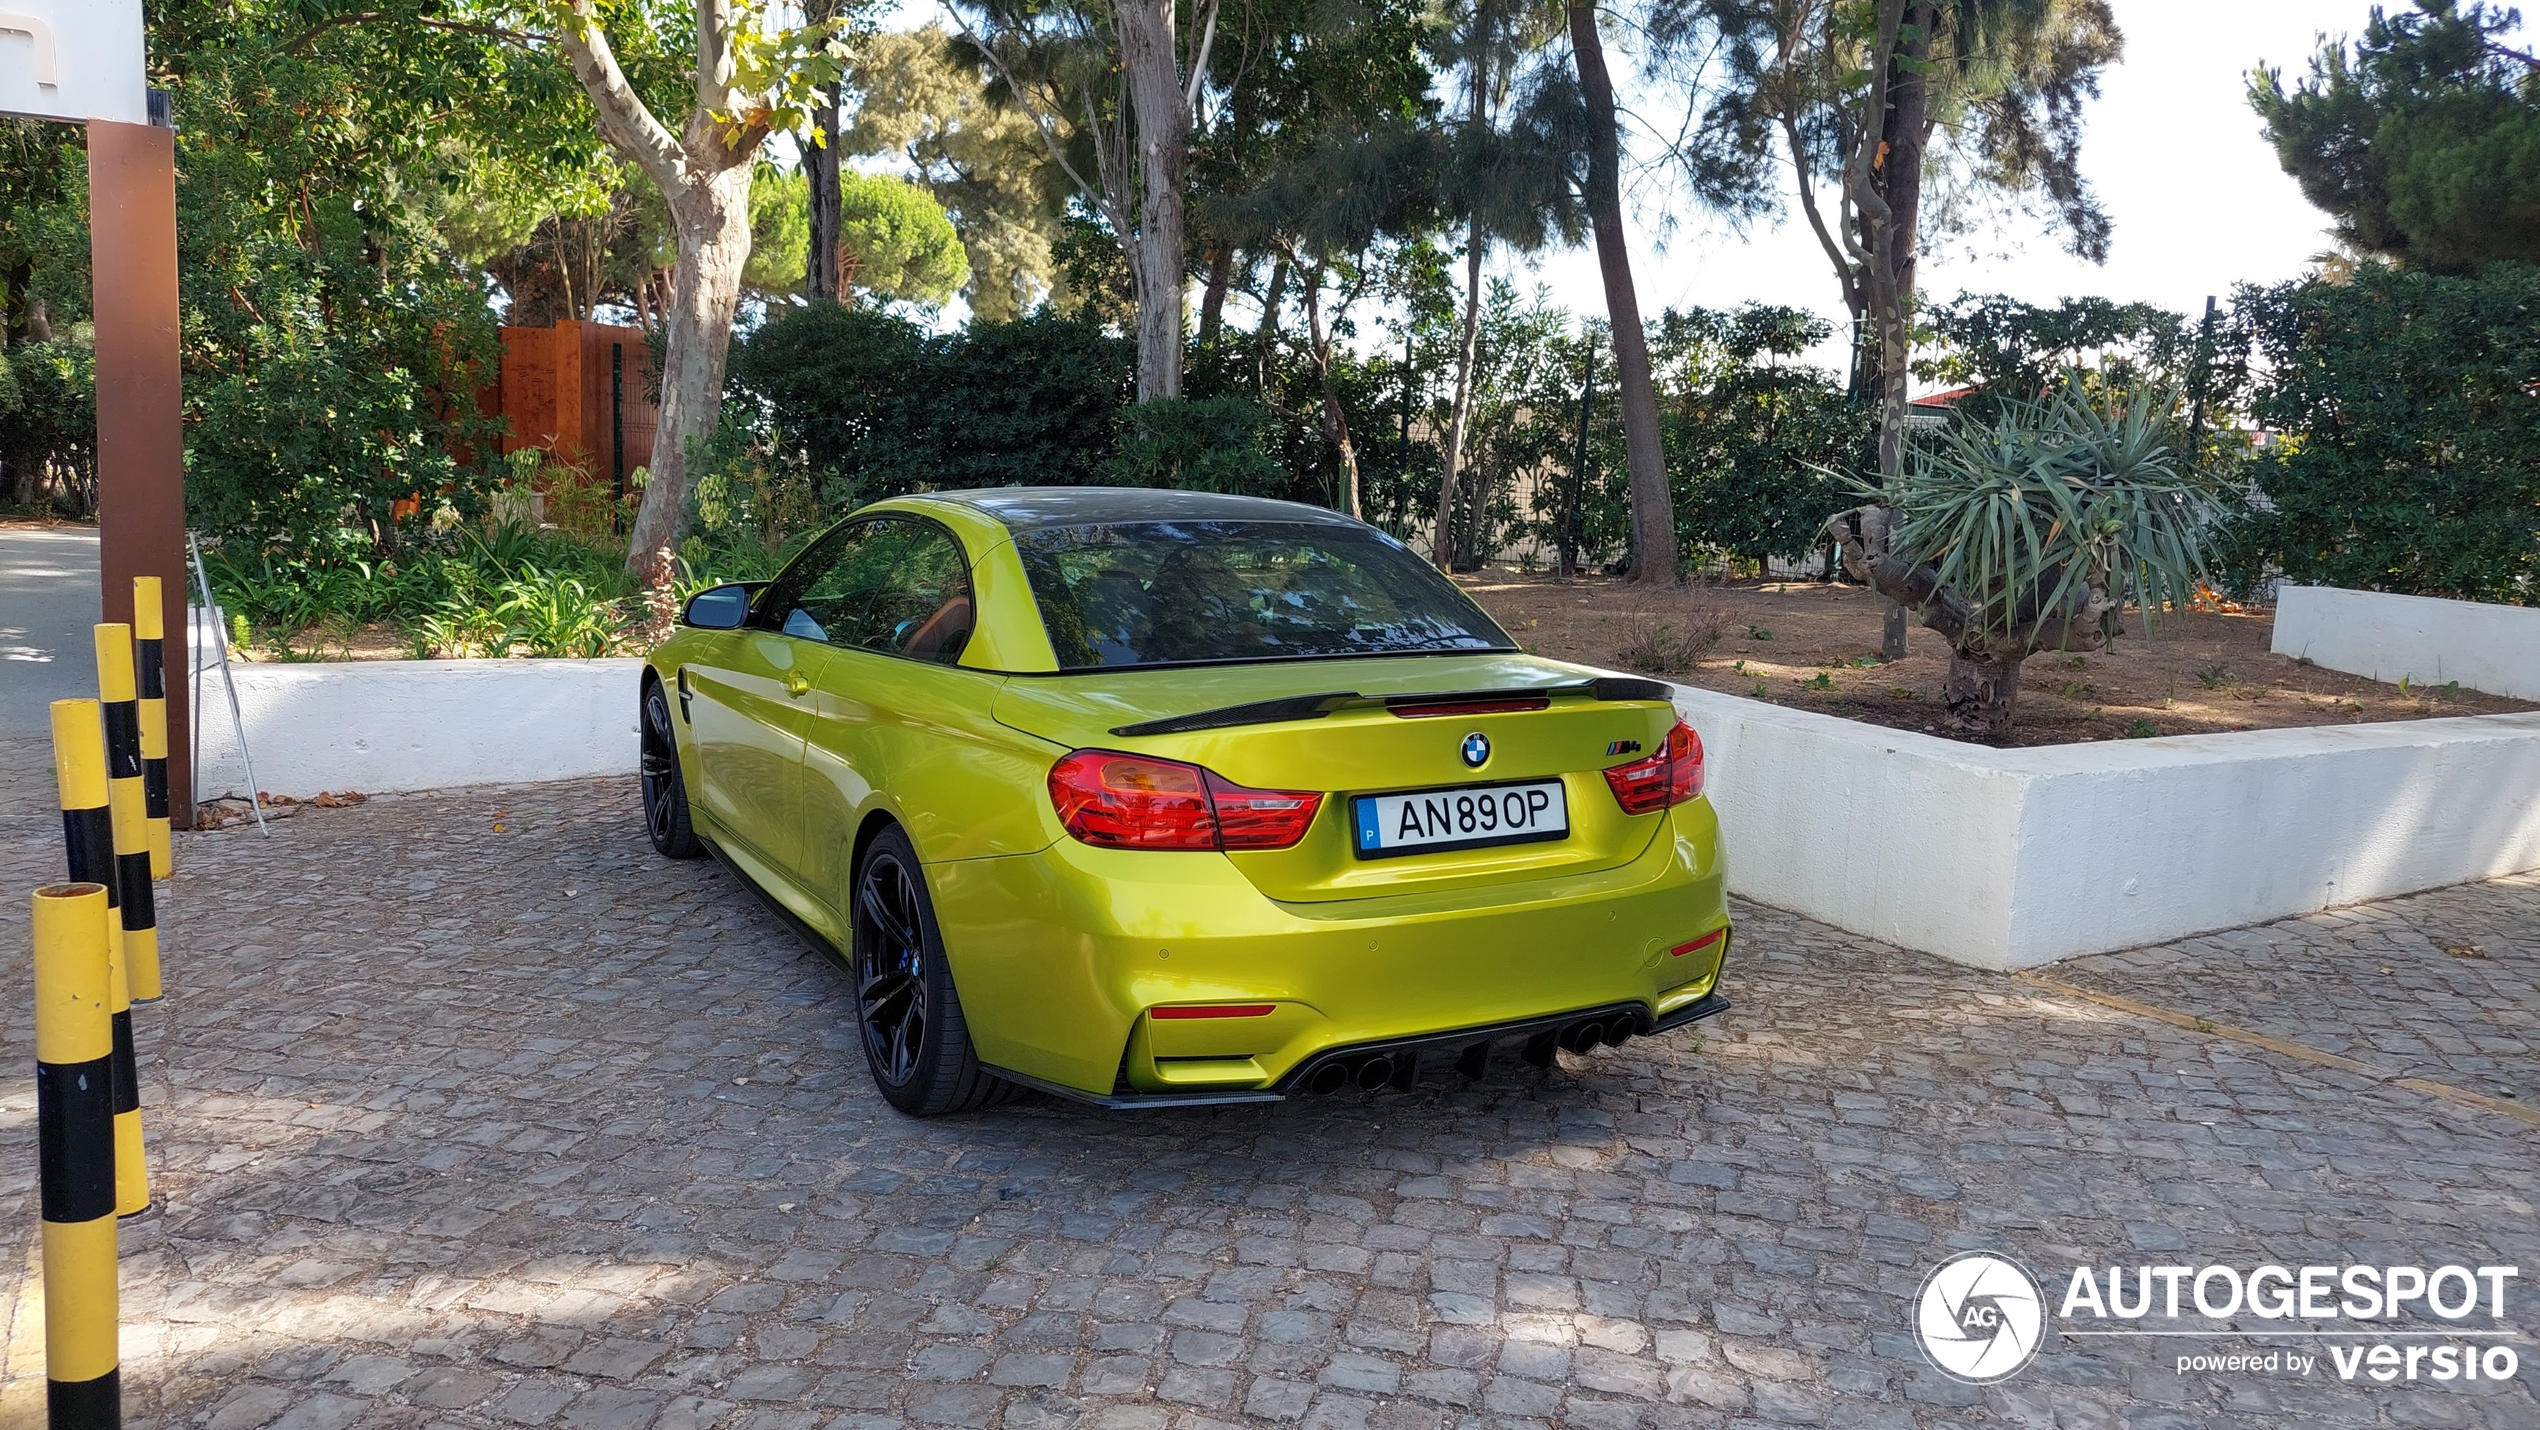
[928,486,1364,535]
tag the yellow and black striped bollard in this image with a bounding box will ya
[133,576,173,882]
[92,625,161,1003]
[32,881,122,1429]
[52,699,150,1217]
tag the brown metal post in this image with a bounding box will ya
[88,117,190,828]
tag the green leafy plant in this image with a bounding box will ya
[1828,381,2234,737]
[494,567,625,659]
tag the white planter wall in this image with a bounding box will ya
[194,658,644,798]
[2272,585,2540,701]
[183,654,2540,971]
[1674,685,2540,969]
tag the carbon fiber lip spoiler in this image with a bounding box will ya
[1108,676,1673,737]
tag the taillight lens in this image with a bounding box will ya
[1603,720,1704,815]
[1204,771,1324,849]
[1049,752,1215,848]
[1048,751,1323,851]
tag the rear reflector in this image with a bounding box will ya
[1671,928,1727,957]
[1388,695,1552,719]
[1151,1004,1277,1019]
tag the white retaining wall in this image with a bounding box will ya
[2272,585,2540,701]
[194,658,644,798]
[1674,685,2540,969]
[184,655,2540,970]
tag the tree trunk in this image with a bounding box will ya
[804,0,843,304]
[624,167,754,575]
[1943,647,2022,740]
[1196,246,1234,345]
[1304,270,1360,518]
[805,89,843,303]
[2,256,30,346]
[1117,0,1186,402]
[1568,1,1677,586]
[1436,227,1483,570]
[1868,2,1932,657]
[1254,254,1288,391]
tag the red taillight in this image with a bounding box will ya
[1603,720,1704,815]
[1151,1004,1277,1019]
[1204,771,1325,849]
[1048,751,1323,852]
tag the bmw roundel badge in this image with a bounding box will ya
[1460,731,1491,768]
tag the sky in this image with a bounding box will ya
[889,0,2527,382]
[1527,0,2457,379]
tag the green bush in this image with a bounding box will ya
[0,333,96,514]
[1104,396,1283,494]
[205,523,642,658]
[729,304,1132,502]
[2232,261,2540,603]
[1658,307,1872,566]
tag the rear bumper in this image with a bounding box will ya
[986,992,1730,1109]
[931,798,1730,1096]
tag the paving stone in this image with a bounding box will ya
[0,752,2524,1430]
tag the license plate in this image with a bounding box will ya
[1351,780,1569,859]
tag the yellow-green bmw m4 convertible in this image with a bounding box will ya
[640,489,1730,1115]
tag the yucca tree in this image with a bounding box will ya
[1826,382,2231,738]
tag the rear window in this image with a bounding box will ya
[1013,519,1515,671]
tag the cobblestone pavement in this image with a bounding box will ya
[0,735,2531,1430]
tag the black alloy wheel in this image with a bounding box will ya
[853,848,931,1087]
[849,827,1013,1115]
[641,681,702,859]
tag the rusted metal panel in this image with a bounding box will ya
[88,118,190,825]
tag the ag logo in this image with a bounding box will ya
[1913,1251,2044,1384]
[1459,731,1490,768]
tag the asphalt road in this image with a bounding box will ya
[0,523,100,737]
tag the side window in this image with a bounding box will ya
[865,526,976,665]
[771,521,912,647]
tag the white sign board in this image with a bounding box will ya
[0,0,146,126]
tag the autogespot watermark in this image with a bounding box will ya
[1915,1252,2047,1384]
[1912,1255,2525,1386]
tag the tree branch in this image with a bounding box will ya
[557,1,690,198]
[1183,0,1221,122]
[947,13,1107,213]
[697,0,737,121]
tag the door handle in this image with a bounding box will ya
[783,670,812,698]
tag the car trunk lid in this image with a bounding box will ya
[993,655,1683,903]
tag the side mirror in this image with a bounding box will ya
[681,583,755,630]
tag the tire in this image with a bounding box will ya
[851,826,1015,1115]
[641,680,704,860]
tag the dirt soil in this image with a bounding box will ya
[1458,570,2536,748]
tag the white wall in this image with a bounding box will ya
[2272,585,2540,701]
[183,654,2540,970]
[1674,685,2540,969]
[194,658,644,799]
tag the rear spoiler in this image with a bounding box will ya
[1108,677,1673,737]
